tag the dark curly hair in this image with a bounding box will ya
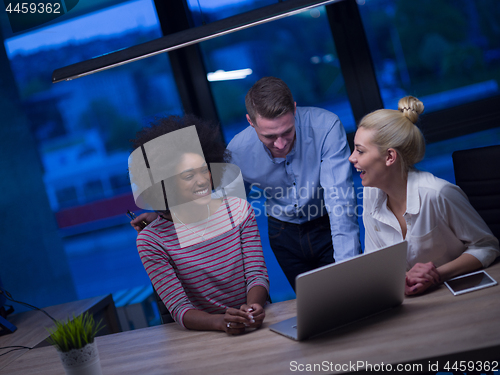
[131,114,230,164]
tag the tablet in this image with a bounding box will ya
[444,270,497,296]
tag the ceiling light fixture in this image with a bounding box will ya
[207,68,253,82]
[52,0,340,83]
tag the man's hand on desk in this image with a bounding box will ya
[130,212,158,233]
[405,262,440,295]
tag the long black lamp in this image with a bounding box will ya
[52,0,340,83]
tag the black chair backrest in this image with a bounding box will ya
[452,145,500,240]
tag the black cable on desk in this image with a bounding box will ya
[0,345,33,357]
[0,287,56,323]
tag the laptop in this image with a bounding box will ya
[269,241,407,341]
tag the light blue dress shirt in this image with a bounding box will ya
[227,106,361,262]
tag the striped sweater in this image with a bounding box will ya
[137,197,269,327]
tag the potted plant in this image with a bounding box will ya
[46,312,104,375]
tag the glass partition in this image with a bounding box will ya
[3,0,183,304]
[358,0,500,112]
[196,4,355,301]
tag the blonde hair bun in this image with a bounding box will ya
[398,96,424,124]
[357,95,426,175]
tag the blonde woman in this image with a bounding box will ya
[349,96,499,295]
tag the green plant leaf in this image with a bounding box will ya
[45,312,104,352]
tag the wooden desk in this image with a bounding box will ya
[0,294,120,371]
[4,262,500,375]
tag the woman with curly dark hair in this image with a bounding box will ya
[128,114,269,335]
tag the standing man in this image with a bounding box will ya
[227,77,361,290]
[131,76,361,291]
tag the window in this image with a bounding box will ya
[358,0,500,112]
[83,180,105,202]
[56,186,79,209]
[186,0,278,26]
[417,127,500,183]
[193,3,354,301]
[110,173,131,195]
[4,0,183,303]
[198,5,356,139]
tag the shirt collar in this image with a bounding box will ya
[405,169,420,215]
[371,188,387,217]
[370,170,420,218]
[262,142,274,160]
[286,113,300,157]
[287,134,298,158]
[369,188,397,228]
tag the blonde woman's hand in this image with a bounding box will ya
[405,262,440,295]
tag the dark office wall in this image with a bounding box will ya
[0,29,77,311]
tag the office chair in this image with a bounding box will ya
[452,145,500,240]
[152,287,175,324]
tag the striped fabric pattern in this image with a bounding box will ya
[137,197,269,327]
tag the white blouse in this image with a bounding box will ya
[363,170,499,270]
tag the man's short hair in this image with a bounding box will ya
[245,77,295,124]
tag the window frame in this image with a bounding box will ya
[154,0,500,147]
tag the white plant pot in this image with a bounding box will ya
[58,341,103,375]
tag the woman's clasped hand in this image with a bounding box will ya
[223,303,266,335]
